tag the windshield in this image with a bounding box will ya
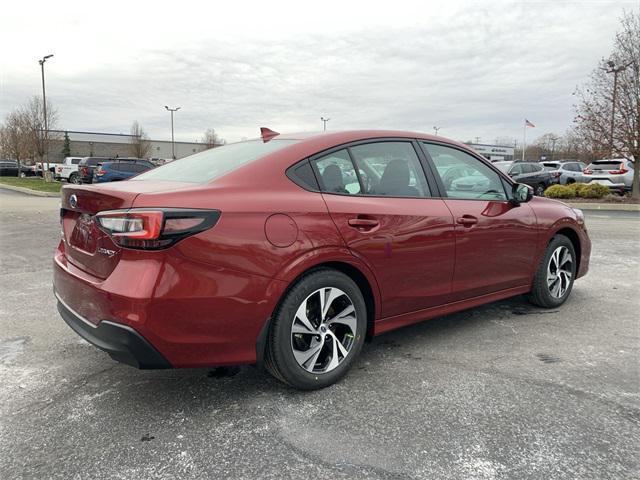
[133,140,298,183]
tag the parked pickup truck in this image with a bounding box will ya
[55,157,84,183]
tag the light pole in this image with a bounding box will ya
[165,106,180,159]
[433,126,440,135]
[601,60,632,157]
[39,54,53,180]
[549,135,560,160]
[474,136,481,144]
[320,117,330,131]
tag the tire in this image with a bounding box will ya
[265,268,367,390]
[528,235,576,308]
[19,172,26,178]
[566,178,575,184]
[69,173,80,184]
[535,184,546,196]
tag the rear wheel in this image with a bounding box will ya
[265,269,366,390]
[69,173,80,184]
[535,184,546,196]
[566,178,575,184]
[528,235,576,308]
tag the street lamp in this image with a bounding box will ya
[165,105,180,159]
[320,117,330,131]
[549,135,560,160]
[39,54,53,180]
[433,126,440,135]
[601,59,632,156]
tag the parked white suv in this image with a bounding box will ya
[55,157,83,183]
[583,158,635,193]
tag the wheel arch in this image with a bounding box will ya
[551,226,582,274]
[255,257,381,369]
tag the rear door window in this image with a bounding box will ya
[350,142,430,197]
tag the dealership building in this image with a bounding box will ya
[46,130,215,163]
[466,143,515,162]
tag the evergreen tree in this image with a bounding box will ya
[61,131,71,157]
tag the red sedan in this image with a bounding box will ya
[53,130,591,389]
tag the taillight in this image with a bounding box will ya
[95,208,220,250]
[95,167,105,176]
[583,168,593,174]
[553,172,561,178]
[609,163,628,174]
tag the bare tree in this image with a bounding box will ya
[129,121,151,158]
[0,110,30,169]
[574,10,640,198]
[202,128,225,149]
[1,97,58,174]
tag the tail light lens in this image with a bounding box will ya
[553,172,561,178]
[583,168,593,174]
[96,208,220,249]
[95,167,105,176]
[609,163,628,174]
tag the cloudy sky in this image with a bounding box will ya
[0,0,635,145]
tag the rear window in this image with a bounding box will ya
[542,163,559,170]
[133,140,298,183]
[589,161,625,170]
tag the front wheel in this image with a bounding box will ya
[265,269,367,390]
[528,235,576,308]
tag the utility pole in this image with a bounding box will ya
[474,136,481,144]
[433,126,440,135]
[39,54,53,181]
[320,117,330,131]
[165,106,180,159]
[549,135,560,160]
[601,60,632,157]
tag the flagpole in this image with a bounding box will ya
[522,119,526,161]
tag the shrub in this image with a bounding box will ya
[544,182,609,200]
[544,184,574,199]
[578,183,609,199]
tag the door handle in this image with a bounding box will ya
[348,218,379,230]
[456,215,478,226]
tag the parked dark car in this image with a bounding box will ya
[0,161,19,176]
[93,160,155,183]
[54,129,591,390]
[78,157,110,183]
[78,157,143,184]
[495,161,553,196]
[0,161,36,177]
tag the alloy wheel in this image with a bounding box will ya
[290,287,357,374]
[547,246,573,298]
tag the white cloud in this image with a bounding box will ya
[0,0,634,143]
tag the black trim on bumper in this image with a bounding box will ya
[56,298,171,369]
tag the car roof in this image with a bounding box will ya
[257,129,472,152]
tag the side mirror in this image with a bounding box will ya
[511,183,533,204]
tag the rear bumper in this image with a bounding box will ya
[53,240,288,368]
[56,292,171,369]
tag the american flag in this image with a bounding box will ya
[525,119,535,128]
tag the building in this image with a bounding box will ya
[466,143,515,162]
[46,130,216,163]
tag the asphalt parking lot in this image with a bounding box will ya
[0,188,638,480]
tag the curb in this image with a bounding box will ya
[0,184,60,197]
[565,202,640,212]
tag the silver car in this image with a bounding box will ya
[542,160,587,185]
[583,158,635,193]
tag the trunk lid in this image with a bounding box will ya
[60,181,194,279]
